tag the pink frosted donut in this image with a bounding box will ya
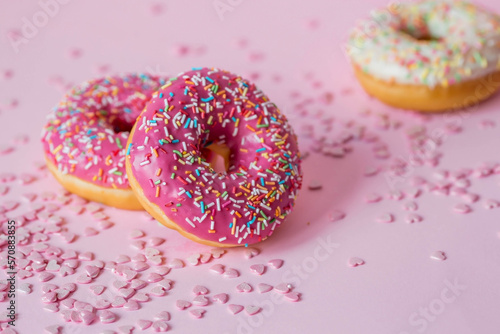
[41,74,166,210]
[126,67,303,247]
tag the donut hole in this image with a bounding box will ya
[202,143,231,174]
[109,117,134,134]
[399,27,441,43]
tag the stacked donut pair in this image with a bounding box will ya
[41,68,303,247]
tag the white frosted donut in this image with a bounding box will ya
[347,0,500,112]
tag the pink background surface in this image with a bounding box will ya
[1,0,500,333]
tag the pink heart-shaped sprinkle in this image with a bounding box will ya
[245,305,261,316]
[193,285,209,295]
[268,259,284,269]
[18,283,32,294]
[199,252,212,264]
[116,255,131,264]
[158,279,173,291]
[146,272,163,283]
[167,258,184,269]
[365,193,382,203]
[129,229,145,239]
[193,295,209,306]
[213,293,229,304]
[223,268,239,278]
[60,298,75,309]
[430,251,447,261]
[176,300,192,310]
[484,199,500,209]
[189,309,206,319]
[403,201,418,211]
[56,289,70,301]
[95,299,111,310]
[43,303,59,312]
[130,279,147,290]
[210,248,226,258]
[137,319,152,330]
[46,260,61,272]
[228,304,244,315]
[148,237,165,246]
[41,292,58,303]
[111,296,127,308]
[285,292,301,302]
[62,283,77,292]
[236,282,252,293]
[78,252,94,261]
[405,214,423,224]
[123,269,139,280]
[249,264,266,275]
[154,311,171,321]
[154,266,171,276]
[376,213,394,223]
[80,310,96,325]
[41,284,58,294]
[99,310,117,324]
[90,285,105,295]
[113,280,128,290]
[123,300,140,311]
[257,283,273,293]
[118,288,135,299]
[98,221,114,230]
[131,292,149,303]
[39,272,55,282]
[274,283,292,294]
[347,257,365,267]
[150,286,166,297]
[44,325,61,334]
[329,210,346,222]
[76,274,92,284]
[152,320,169,332]
[84,227,99,237]
[243,248,259,259]
[210,264,225,274]
[453,203,471,214]
[118,325,134,334]
[186,253,201,266]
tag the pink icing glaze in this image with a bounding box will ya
[41,74,166,189]
[127,68,303,246]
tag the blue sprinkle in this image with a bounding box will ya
[201,96,214,102]
[192,67,203,70]
[126,143,132,156]
[124,108,132,113]
[260,178,265,186]
[184,118,191,129]
[186,192,192,198]
[205,76,214,83]
[169,92,174,97]
[89,135,97,140]
[248,205,256,210]
[201,202,205,214]
[256,148,266,153]
[159,93,163,98]
[172,139,180,143]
